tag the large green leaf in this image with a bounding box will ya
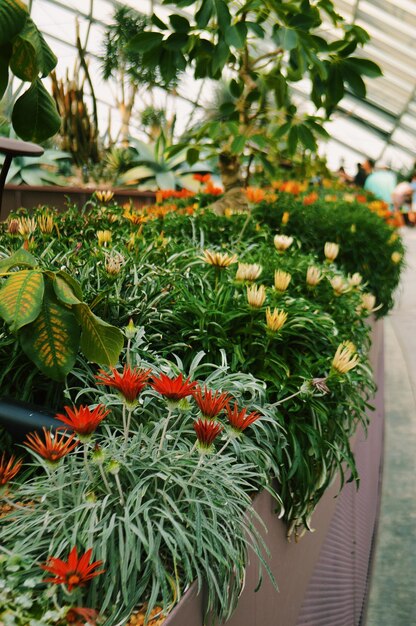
[0,248,37,272]
[0,270,44,332]
[19,287,80,381]
[127,31,164,53]
[10,17,57,81]
[11,78,61,142]
[0,0,27,46]
[75,303,124,366]
[0,44,11,98]
[52,274,81,305]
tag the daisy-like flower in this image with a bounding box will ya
[201,249,238,268]
[225,402,262,434]
[306,266,322,287]
[235,262,262,282]
[193,418,223,451]
[274,269,291,292]
[266,307,288,332]
[329,275,348,295]
[192,385,230,419]
[0,452,23,487]
[348,272,363,287]
[151,373,197,404]
[24,427,78,464]
[65,607,99,626]
[55,405,110,441]
[97,230,112,246]
[41,546,104,592]
[96,365,151,405]
[361,293,377,313]
[274,234,293,251]
[7,219,19,235]
[331,343,359,375]
[247,284,266,307]
[18,217,37,236]
[95,190,114,203]
[37,214,54,234]
[324,241,339,262]
[391,251,402,264]
[104,251,125,276]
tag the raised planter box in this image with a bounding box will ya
[164,320,384,626]
[0,185,156,220]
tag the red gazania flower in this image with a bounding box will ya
[193,173,211,183]
[25,427,78,463]
[193,418,223,449]
[41,546,105,592]
[55,405,110,438]
[192,385,230,419]
[96,366,151,404]
[66,607,99,625]
[0,452,23,486]
[151,373,197,402]
[225,403,262,433]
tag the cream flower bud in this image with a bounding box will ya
[306,266,322,287]
[274,270,291,292]
[97,230,112,246]
[391,251,402,264]
[201,249,238,268]
[274,234,294,251]
[329,275,347,295]
[324,242,339,262]
[247,284,266,308]
[332,343,359,374]
[235,263,262,281]
[361,293,377,312]
[266,307,288,332]
[348,272,362,287]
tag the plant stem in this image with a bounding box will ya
[114,473,125,506]
[216,436,232,457]
[122,403,127,441]
[83,443,94,483]
[269,389,304,408]
[126,337,132,367]
[157,406,173,455]
[98,465,112,495]
[124,406,134,446]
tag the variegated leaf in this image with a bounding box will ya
[75,303,124,366]
[53,274,81,305]
[19,287,80,381]
[0,269,44,331]
[0,248,37,272]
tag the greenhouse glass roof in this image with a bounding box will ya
[29,0,416,173]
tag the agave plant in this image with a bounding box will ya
[117,132,211,190]
[2,149,72,186]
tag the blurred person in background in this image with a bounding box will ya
[364,160,397,207]
[392,181,415,227]
[354,159,374,187]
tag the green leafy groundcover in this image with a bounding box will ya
[0,190,402,625]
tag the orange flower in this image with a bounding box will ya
[151,373,197,403]
[25,427,78,463]
[205,181,223,195]
[192,385,230,419]
[193,173,211,183]
[246,187,265,203]
[41,546,104,592]
[96,366,151,405]
[303,192,318,205]
[55,405,110,440]
[0,452,22,486]
[193,418,223,450]
[225,402,262,433]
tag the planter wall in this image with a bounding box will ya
[164,320,384,626]
[0,185,156,221]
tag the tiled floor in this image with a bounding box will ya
[366,228,416,625]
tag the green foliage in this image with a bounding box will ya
[0,1,60,142]
[2,148,70,185]
[0,248,123,381]
[128,0,381,160]
[251,193,404,316]
[118,134,211,190]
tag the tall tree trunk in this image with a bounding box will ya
[210,152,249,215]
